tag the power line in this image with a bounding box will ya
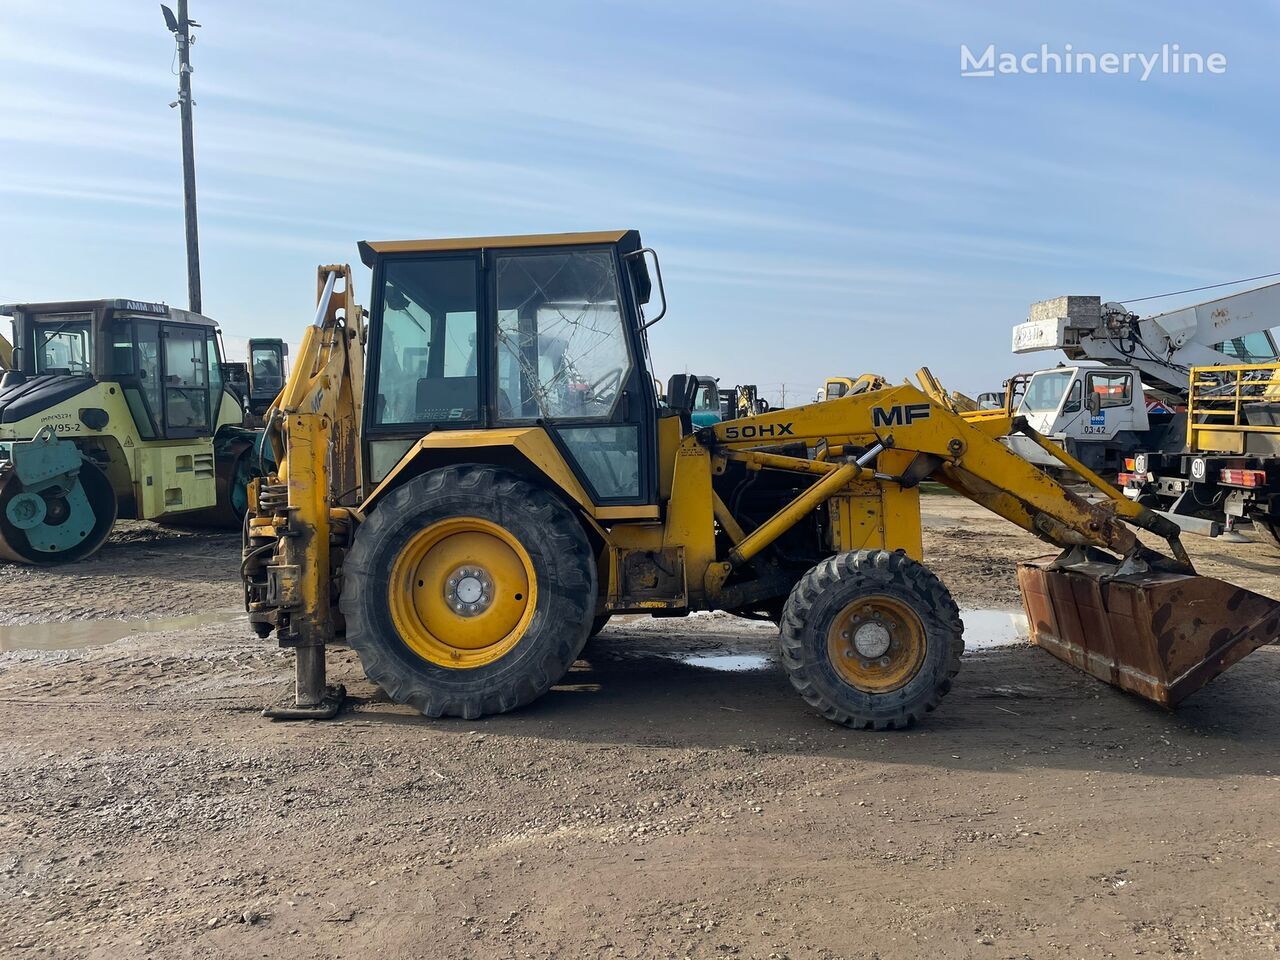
[1121,270,1280,305]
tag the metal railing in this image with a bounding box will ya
[1187,362,1280,450]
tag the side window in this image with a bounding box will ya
[826,380,849,399]
[250,345,284,399]
[34,316,92,375]
[558,426,640,499]
[1062,379,1083,413]
[109,321,135,375]
[1088,372,1132,408]
[135,320,162,424]
[494,250,630,421]
[114,319,156,440]
[162,325,210,434]
[374,258,479,425]
[695,382,719,413]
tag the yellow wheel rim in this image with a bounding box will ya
[826,595,926,693]
[388,517,536,669]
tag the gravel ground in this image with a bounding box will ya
[0,498,1277,959]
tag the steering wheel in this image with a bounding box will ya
[587,368,624,405]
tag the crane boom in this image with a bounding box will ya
[1012,282,1280,397]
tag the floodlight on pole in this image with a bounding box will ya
[161,2,202,315]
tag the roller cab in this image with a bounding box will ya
[0,298,261,562]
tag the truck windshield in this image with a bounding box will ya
[1019,370,1073,413]
[34,315,93,375]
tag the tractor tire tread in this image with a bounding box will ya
[779,549,962,730]
[340,464,595,719]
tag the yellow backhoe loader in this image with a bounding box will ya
[242,232,1279,725]
[820,374,887,402]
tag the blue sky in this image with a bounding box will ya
[2,0,1277,401]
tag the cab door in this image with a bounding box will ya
[490,245,657,506]
[158,323,214,439]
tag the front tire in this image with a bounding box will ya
[340,465,596,719]
[780,550,963,730]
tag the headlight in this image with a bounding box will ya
[1190,457,1207,481]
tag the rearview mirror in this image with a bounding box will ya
[666,374,698,413]
[626,248,668,330]
[1087,392,1102,416]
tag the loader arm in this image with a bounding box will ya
[266,265,366,491]
[700,374,1280,706]
[705,381,1189,572]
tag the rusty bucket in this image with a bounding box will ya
[1017,557,1280,706]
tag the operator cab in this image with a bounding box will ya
[359,231,664,505]
[690,376,722,428]
[0,299,228,440]
[247,338,289,416]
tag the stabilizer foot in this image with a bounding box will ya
[263,684,346,721]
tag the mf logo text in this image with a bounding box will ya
[871,403,931,428]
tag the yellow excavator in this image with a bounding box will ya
[242,231,1279,724]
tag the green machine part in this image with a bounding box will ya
[1,427,102,554]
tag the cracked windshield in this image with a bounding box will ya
[495,250,630,421]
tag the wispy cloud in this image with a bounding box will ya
[1,0,1275,398]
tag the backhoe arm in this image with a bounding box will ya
[243,266,365,717]
[266,265,366,495]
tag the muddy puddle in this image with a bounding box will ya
[961,608,1028,649]
[0,610,247,653]
[674,652,774,672]
[610,607,1027,672]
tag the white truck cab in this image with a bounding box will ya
[1005,365,1154,476]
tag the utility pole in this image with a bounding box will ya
[779,382,787,408]
[162,2,202,314]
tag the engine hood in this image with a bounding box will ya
[0,375,97,426]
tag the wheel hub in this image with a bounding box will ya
[5,492,47,530]
[388,516,536,669]
[852,620,892,659]
[446,566,494,617]
[827,595,927,693]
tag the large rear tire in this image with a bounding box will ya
[340,465,596,719]
[780,549,963,730]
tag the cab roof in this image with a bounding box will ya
[358,230,641,267]
[0,299,217,328]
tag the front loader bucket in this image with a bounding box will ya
[1017,557,1280,706]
